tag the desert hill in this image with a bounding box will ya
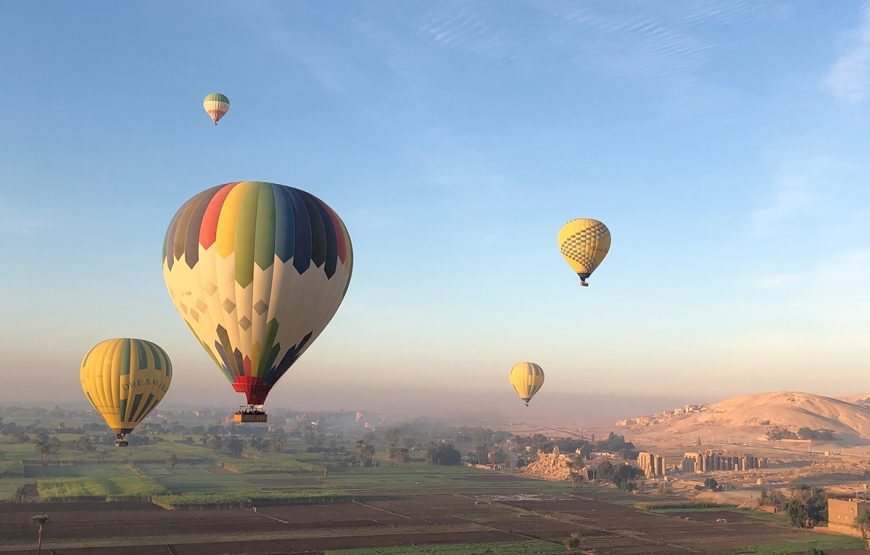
[617,391,870,445]
[840,393,870,407]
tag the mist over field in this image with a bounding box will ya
[0,389,697,428]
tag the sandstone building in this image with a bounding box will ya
[680,451,767,473]
[637,451,666,478]
[828,498,870,535]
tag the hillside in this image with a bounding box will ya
[840,393,870,407]
[617,391,870,445]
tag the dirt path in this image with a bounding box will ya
[352,499,413,520]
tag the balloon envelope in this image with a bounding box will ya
[203,93,229,125]
[509,362,544,406]
[162,181,353,407]
[80,338,172,442]
[558,218,611,286]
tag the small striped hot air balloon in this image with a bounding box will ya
[80,338,172,447]
[203,93,230,125]
[558,218,611,286]
[509,362,544,407]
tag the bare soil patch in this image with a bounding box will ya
[0,491,843,554]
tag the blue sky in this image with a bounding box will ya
[2,1,870,415]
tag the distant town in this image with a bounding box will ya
[616,402,704,427]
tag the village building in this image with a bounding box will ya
[828,498,870,536]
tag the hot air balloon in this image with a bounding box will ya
[203,93,230,125]
[509,362,544,407]
[558,218,611,286]
[163,181,353,422]
[80,338,172,447]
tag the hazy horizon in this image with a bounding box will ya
[0,372,702,427]
[4,1,870,415]
[7,385,870,429]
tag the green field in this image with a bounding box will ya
[0,477,29,499]
[323,465,574,494]
[38,475,167,500]
[151,489,349,508]
[0,427,575,508]
[633,501,727,511]
[214,451,321,473]
[734,534,867,554]
[0,460,23,475]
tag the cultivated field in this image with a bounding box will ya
[1,410,868,554]
[1,489,867,554]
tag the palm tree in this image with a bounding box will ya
[206,435,223,451]
[48,438,61,465]
[355,440,367,466]
[855,509,870,539]
[354,441,375,467]
[35,441,50,465]
[267,436,286,453]
[249,436,265,453]
[31,513,48,554]
[226,437,244,457]
[243,445,259,460]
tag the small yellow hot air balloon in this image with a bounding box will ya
[80,338,172,447]
[558,218,611,286]
[509,362,544,407]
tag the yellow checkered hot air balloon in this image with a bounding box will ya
[558,218,611,286]
[203,92,229,125]
[80,339,172,447]
[509,362,544,407]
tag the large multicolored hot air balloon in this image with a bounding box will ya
[163,181,353,422]
[80,338,172,447]
[203,93,230,125]
[509,362,544,407]
[558,218,611,286]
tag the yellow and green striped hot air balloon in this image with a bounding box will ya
[558,218,611,286]
[80,338,172,447]
[203,92,229,125]
[162,181,353,422]
[509,362,544,407]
